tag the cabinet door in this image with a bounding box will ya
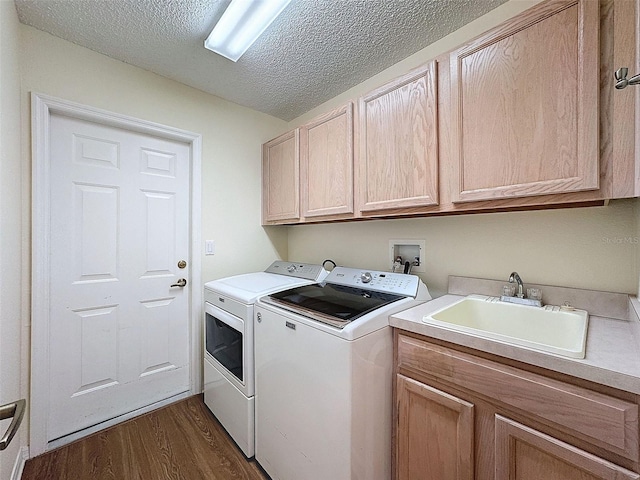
[450,0,599,203]
[396,374,474,480]
[359,62,439,213]
[300,102,354,218]
[262,130,299,223]
[495,415,640,480]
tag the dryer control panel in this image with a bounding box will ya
[264,261,328,282]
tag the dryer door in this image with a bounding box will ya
[204,302,249,393]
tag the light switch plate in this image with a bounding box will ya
[205,240,215,255]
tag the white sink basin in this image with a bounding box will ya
[423,295,589,359]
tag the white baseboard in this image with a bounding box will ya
[11,446,29,480]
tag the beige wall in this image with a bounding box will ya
[0,1,26,477]
[288,200,639,299]
[285,0,640,299]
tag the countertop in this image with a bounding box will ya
[390,277,640,395]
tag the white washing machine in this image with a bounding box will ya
[203,261,328,457]
[254,266,431,480]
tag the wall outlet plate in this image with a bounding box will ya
[389,239,425,273]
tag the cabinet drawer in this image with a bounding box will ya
[397,334,639,461]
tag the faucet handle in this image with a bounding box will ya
[527,288,542,301]
[502,284,516,297]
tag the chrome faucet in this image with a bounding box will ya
[500,271,542,307]
[509,271,524,298]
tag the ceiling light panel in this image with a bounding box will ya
[205,0,292,62]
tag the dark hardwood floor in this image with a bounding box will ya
[22,395,269,480]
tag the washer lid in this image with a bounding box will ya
[264,283,404,328]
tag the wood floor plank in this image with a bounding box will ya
[22,396,269,480]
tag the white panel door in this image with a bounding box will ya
[47,113,191,441]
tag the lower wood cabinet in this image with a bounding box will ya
[394,332,640,480]
[396,374,474,480]
[495,416,640,480]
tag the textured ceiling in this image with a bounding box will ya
[14,0,507,121]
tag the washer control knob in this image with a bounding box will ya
[287,264,296,273]
[361,272,372,283]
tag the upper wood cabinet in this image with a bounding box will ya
[358,61,439,213]
[449,0,600,203]
[262,130,300,223]
[300,103,354,219]
[605,0,639,199]
[261,0,638,225]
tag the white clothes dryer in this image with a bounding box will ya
[203,261,328,457]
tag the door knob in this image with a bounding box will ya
[171,278,187,288]
[0,399,25,451]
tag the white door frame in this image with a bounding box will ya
[30,93,202,457]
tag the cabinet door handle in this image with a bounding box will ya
[0,399,26,450]
[614,67,640,89]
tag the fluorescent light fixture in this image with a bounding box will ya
[205,0,292,62]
